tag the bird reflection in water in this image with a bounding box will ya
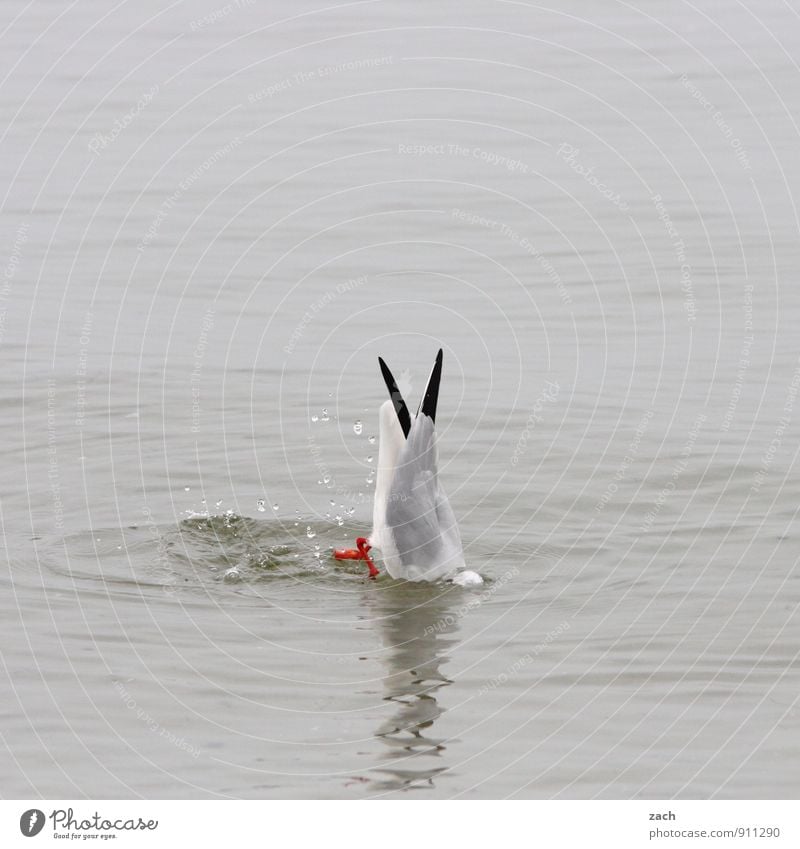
[365,581,465,792]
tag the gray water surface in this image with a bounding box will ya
[1,0,799,798]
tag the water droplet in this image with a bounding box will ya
[321,408,330,422]
[346,507,355,516]
[329,500,335,507]
[215,500,223,508]
[366,455,373,464]
[323,473,331,485]
[335,515,344,526]
[184,486,191,492]
[223,567,241,583]
[368,436,375,444]
[353,420,363,435]
[257,499,266,512]
[306,526,316,539]
[272,503,279,512]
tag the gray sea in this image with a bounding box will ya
[1,0,799,799]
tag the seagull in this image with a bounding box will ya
[334,348,483,586]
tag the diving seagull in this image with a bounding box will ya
[335,348,483,586]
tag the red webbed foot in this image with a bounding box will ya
[333,536,378,578]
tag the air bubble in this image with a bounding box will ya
[353,420,363,435]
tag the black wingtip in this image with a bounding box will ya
[419,348,443,423]
[378,356,411,438]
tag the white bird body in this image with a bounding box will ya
[371,401,466,581]
[336,349,483,586]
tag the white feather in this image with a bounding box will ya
[369,400,480,584]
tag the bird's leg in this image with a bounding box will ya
[333,537,379,578]
[356,537,379,578]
